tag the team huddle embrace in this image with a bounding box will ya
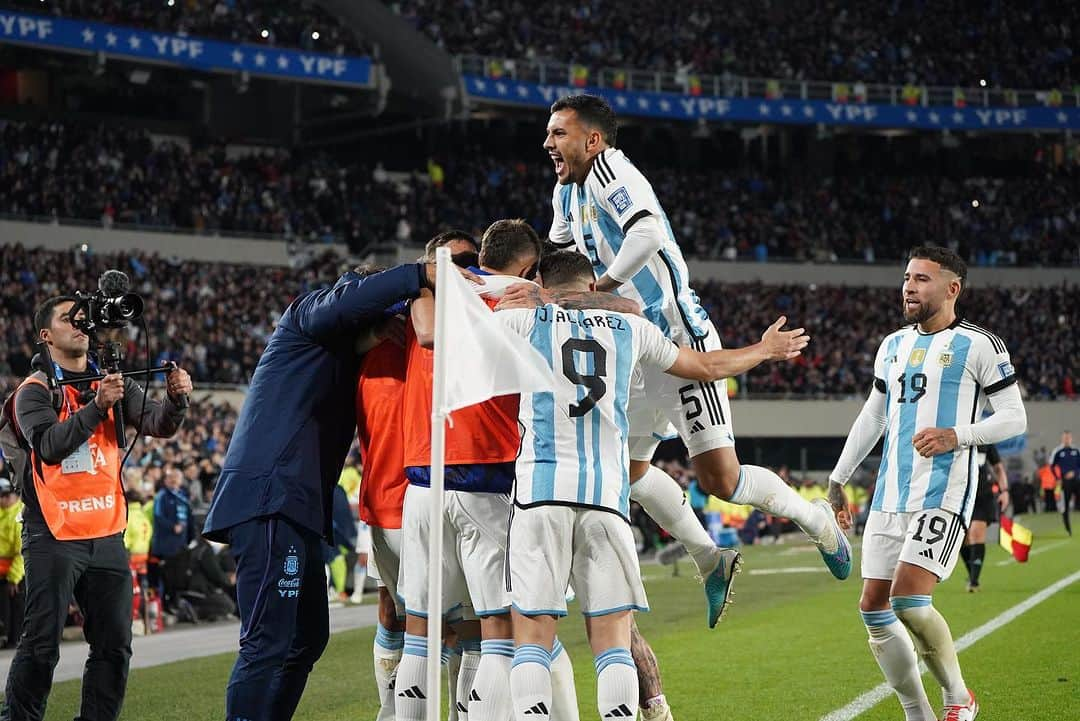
[203,95,1022,721]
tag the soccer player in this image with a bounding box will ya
[827,246,1027,721]
[354,303,410,721]
[498,250,809,721]
[400,221,590,721]
[958,445,1008,592]
[508,94,850,625]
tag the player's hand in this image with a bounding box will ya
[912,427,959,458]
[94,373,125,412]
[997,490,1010,512]
[423,263,484,288]
[760,316,810,361]
[495,283,554,310]
[165,367,193,400]
[827,481,852,531]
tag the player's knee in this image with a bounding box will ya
[694,463,740,499]
[859,587,890,613]
[378,589,402,630]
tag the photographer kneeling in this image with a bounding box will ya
[0,295,191,721]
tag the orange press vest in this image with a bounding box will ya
[20,375,126,541]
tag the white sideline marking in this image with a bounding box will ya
[642,565,825,582]
[820,568,1080,721]
[747,566,821,576]
[994,539,1069,566]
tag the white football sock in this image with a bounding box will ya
[455,641,482,721]
[511,644,553,721]
[550,638,580,721]
[394,634,429,721]
[594,648,638,721]
[470,639,514,721]
[862,610,936,721]
[893,596,969,707]
[374,624,404,721]
[631,465,719,575]
[727,465,828,539]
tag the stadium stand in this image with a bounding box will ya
[1,0,371,55]
[0,244,1074,398]
[389,0,1078,88]
[1,119,1077,265]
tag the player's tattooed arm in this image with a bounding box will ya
[828,482,853,531]
[495,283,641,315]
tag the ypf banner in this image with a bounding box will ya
[0,11,372,87]
[464,75,1080,131]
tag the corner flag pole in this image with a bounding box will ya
[424,247,451,721]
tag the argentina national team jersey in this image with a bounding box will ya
[549,148,711,343]
[498,305,680,520]
[871,319,1018,522]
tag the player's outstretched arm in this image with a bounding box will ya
[494,283,641,315]
[662,316,808,381]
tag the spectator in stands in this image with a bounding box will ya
[389,0,1078,89]
[160,515,237,624]
[2,118,1079,267]
[152,467,194,605]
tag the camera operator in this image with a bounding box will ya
[0,295,191,721]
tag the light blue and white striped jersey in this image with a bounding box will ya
[871,320,1018,521]
[549,148,711,344]
[498,305,680,520]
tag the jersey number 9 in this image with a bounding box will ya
[561,339,607,417]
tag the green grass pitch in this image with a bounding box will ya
[39,512,1080,720]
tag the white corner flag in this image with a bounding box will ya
[436,251,555,413]
[424,248,554,721]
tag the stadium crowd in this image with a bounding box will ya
[390,0,1078,89]
[2,0,370,56]
[0,244,1075,399]
[1,119,1077,266]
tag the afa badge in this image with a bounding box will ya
[938,351,953,367]
[608,186,633,216]
[284,547,299,576]
[908,349,926,366]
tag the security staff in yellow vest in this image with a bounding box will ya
[0,296,191,721]
[0,477,24,649]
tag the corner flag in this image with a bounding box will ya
[423,248,553,721]
[999,515,1033,562]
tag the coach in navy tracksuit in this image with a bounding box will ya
[204,262,451,721]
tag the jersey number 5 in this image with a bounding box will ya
[561,339,608,417]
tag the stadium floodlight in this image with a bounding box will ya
[260,29,269,39]
[979,79,987,87]
[311,31,320,40]
[971,199,980,208]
